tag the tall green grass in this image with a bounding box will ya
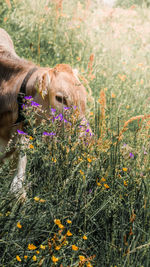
[0,0,150,266]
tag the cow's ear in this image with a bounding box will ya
[38,71,52,99]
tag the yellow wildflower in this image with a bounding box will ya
[83,235,87,240]
[66,219,72,224]
[24,255,28,259]
[29,144,34,149]
[16,255,21,262]
[87,158,92,163]
[96,179,101,187]
[90,74,95,81]
[54,219,61,225]
[101,177,106,182]
[32,255,37,261]
[34,196,40,202]
[58,230,63,235]
[55,245,61,250]
[124,181,128,186]
[77,57,81,61]
[123,168,127,172]
[39,199,46,203]
[118,74,126,81]
[90,112,94,116]
[104,183,110,189]
[52,255,59,263]
[79,170,84,175]
[63,240,68,246]
[17,222,22,229]
[72,245,78,251]
[28,244,37,250]
[40,244,46,250]
[126,105,130,109]
[58,223,64,229]
[52,157,57,163]
[86,262,93,267]
[4,17,8,23]
[132,68,137,71]
[111,93,116,98]
[138,63,143,67]
[66,147,70,153]
[29,136,33,140]
[36,250,40,254]
[79,255,86,261]
[66,230,72,236]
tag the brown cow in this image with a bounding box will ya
[0,28,90,197]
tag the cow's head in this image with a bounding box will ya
[38,64,86,116]
[32,64,91,133]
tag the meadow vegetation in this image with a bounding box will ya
[0,0,150,266]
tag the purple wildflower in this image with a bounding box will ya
[24,96,32,100]
[64,107,70,110]
[129,152,134,159]
[17,129,28,135]
[52,117,55,123]
[51,108,56,115]
[21,104,26,109]
[73,106,77,109]
[55,114,63,121]
[59,114,63,121]
[84,141,88,146]
[123,143,127,147]
[31,101,40,107]
[43,132,56,136]
[63,119,71,125]
[86,129,90,133]
[89,189,92,193]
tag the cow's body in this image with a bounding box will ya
[0,28,88,196]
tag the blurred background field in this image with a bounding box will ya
[0,0,150,266]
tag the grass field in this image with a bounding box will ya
[0,0,150,266]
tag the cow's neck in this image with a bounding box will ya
[0,48,37,92]
[0,60,38,144]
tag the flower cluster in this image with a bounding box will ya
[96,177,109,189]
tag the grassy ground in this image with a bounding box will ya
[0,0,150,266]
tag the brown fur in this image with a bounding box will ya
[0,28,90,195]
[0,28,87,158]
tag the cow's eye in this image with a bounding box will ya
[56,95,67,106]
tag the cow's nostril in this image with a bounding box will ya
[56,95,67,106]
